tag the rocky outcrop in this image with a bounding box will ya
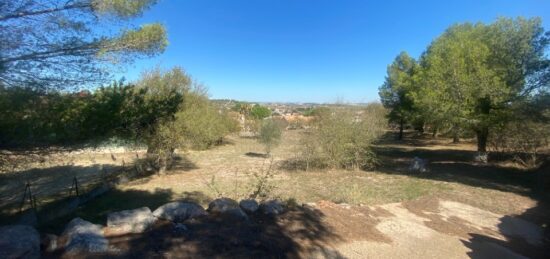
[260,200,285,215]
[222,208,249,221]
[0,225,40,259]
[239,199,259,213]
[106,207,157,234]
[153,202,206,222]
[60,218,109,253]
[208,198,239,213]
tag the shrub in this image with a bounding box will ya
[250,104,271,120]
[489,120,549,169]
[174,91,239,150]
[258,119,283,155]
[299,104,387,170]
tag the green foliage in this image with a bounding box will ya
[250,104,272,120]
[258,119,283,154]
[489,93,550,168]
[299,105,387,170]
[0,0,166,89]
[174,91,239,150]
[379,52,419,139]
[407,17,549,152]
[92,0,158,18]
[0,67,237,157]
[304,107,330,118]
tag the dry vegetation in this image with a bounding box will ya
[2,127,546,232]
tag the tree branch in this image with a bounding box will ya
[0,2,90,22]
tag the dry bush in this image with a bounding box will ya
[489,121,549,169]
[201,158,278,200]
[298,104,387,170]
[258,119,282,155]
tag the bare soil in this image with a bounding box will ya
[2,130,549,258]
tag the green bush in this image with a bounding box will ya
[299,104,387,170]
[250,104,271,120]
[174,91,239,150]
[258,119,283,154]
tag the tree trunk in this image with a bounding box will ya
[432,127,438,138]
[452,124,459,143]
[476,127,489,153]
[398,118,404,140]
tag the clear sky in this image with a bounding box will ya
[122,0,550,103]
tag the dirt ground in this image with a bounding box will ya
[2,130,549,258]
[44,197,548,259]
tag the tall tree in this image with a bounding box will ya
[419,17,549,154]
[0,0,167,89]
[379,51,418,140]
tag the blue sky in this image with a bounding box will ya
[122,0,550,103]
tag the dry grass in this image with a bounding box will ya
[2,129,545,231]
[113,130,541,215]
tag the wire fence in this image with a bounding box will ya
[0,160,130,217]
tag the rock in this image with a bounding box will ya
[474,152,488,164]
[0,225,40,259]
[338,203,352,209]
[303,202,317,208]
[222,208,249,221]
[239,199,259,213]
[116,175,130,185]
[153,202,206,222]
[60,218,109,253]
[207,198,239,213]
[41,234,58,252]
[409,157,428,173]
[106,207,156,234]
[260,200,285,215]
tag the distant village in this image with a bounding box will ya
[212,99,371,131]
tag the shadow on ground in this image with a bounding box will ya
[42,189,343,259]
[245,152,270,158]
[373,131,546,196]
[377,131,550,258]
[461,203,550,259]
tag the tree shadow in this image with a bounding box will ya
[100,203,343,258]
[0,164,124,212]
[372,139,541,196]
[168,154,199,172]
[39,188,178,235]
[376,132,550,258]
[0,153,200,227]
[41,189,343,258]
[461,202,550,259]
[245,152,269,158]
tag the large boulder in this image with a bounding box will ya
[260,200,285,215]
[222,208,249,221]
[60,218,109,253]
[208,198,239,213]
[106,207,156,234]
[0,225,40,259]
[239,199,259,213]
[153,202,206,222]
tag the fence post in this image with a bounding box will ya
[70,176,79,197]
[19,182,36,212]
